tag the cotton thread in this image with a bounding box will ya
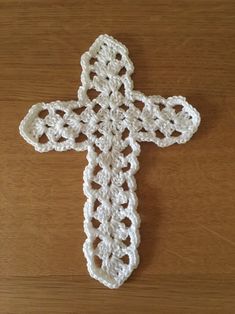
[19,34,200,288]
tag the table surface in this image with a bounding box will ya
[0,0,235,313]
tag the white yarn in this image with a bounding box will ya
[19,34,200,289]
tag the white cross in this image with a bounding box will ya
[19,34,200,289]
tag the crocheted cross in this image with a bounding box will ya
[19,35,200,289]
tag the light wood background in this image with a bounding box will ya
[0,0,235,313]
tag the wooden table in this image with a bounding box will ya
[0,0,234,313]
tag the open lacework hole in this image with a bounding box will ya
[121,217,132,227]
[39,134,49,143]
[93,130,102,138]
[57,136,66,143]
[118,67,126,76]
[94,255,102,268]
[116,53,122,60]
[121,128,130,141]
[38,109,49,119]
[56,110,65,117]
[155,130,165,139]
[173,104,183,113]
[158,103,165,111]
[91,181,101,190]
[93,237,102,249]
[171,130,182,137]
[93,103,102,113]
[93,164,102,176]
[93,199,101,211]
[94,144,102,154]
[90,57,98,65]
[140,127,148,133]
[118,84,125,96]
[120,104,129,111]
[138,117,143,124]
[122,163,130,172]
[91,217,101,229]
[122,146,132,157]
[75,133,87,143]
[89,72,97,80]
[134,100,145,111]
[87,89,101,101]
[73,107,85,115]
[122,202,128,209]
[121,255,129,265]
[64,123,69,128]
[123,235,131,247]
[122,181,129,191]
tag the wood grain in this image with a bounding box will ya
[0,0,234,313]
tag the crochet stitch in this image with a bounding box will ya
[19,34,200,289]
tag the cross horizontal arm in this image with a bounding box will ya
[131,92,201,147]
[19,100,89,152]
